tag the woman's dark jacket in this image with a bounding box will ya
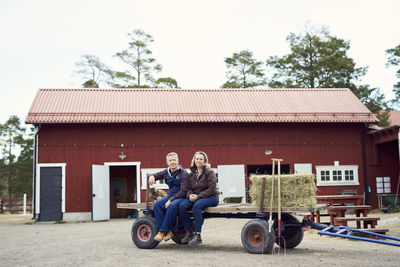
[187,166,219,198]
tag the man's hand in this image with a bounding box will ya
[189,194,198,203]
[148,175,155,185]
[165,199,171,208]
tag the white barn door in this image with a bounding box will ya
[217,165,246,203]
[92,165,110,221]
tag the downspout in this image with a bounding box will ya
[32,124,41,221]
[361,123,369,205]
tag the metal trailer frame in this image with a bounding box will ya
[119,202,400,253]
[302,220,400,247]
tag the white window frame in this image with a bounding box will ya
[141,168,196,190]
[141,168,168,190]
[376,177,391,194]
[316,165,359,186]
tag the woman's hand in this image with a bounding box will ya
[189,194,198,202]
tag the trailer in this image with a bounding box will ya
[118,202,400,253]
[119,202,314,253]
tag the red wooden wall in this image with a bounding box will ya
[37,122,368,212]
[365,139,399,207]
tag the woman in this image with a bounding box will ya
[179,151,219,245]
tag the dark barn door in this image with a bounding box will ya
[39,167,62,221]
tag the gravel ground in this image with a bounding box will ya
[0,213,399,267]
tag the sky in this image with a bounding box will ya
[0,0,399,125]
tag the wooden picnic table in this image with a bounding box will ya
[310,195,363,224]
[327,205,373,227]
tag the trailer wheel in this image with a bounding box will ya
[275,214,304,249]
[131,216,159,249]
[241,219,275,254]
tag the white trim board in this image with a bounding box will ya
[63,212,91,222]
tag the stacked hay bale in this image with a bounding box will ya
[249,174,317,208]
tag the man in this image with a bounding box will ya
[148,152,189,242]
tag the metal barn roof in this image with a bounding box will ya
[25,88,378,124]
[389,110,400,126]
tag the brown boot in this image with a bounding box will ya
[154,232,165,242]
[164,230,174,242]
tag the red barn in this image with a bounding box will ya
[365,111,400,210]
[25,88,396,222]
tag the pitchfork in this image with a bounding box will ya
[271,158,286,254]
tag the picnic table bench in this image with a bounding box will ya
[334,216,380,228]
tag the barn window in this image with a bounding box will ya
[332,170,342,181]
[345,170,354,181]
[316,165,359,186]
[376,177,391,193]
[320,171,330,181]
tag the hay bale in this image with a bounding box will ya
[249,174,317,208]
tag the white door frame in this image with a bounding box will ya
[104,162,141,203]
[36,163,66,214]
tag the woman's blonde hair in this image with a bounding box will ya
[190,151,210,169]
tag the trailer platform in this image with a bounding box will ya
[119,202,400,253]
[117,202,315,214]
[118,202,320,254]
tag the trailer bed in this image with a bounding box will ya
[117,202,316,214]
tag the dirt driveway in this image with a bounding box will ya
[0,213,399,266]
